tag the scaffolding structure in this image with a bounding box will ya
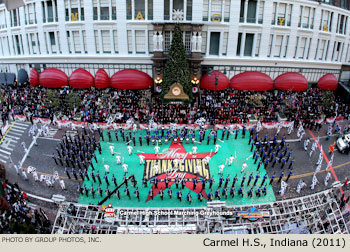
[52,188,350,234]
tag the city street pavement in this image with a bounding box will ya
[1,119,350,205]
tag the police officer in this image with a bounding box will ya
[90,186,95,198]
[253,174,260,186]
[224,175,230,188]
[112,174,117,186]
[230,187,235,198]
[125,187,131,199]
[278,172,284,183]
[247,188,253,198]
[90,171,96,183]
[65,167,71,179]
[261,174,267,186]
[159,189,164,200]
[134,188,140,201]
[256,160,262,171]
[168,188,172,199]
[222,188,228,199]
[72,168,78,180]
[116,189,120,200]
[139,135,143,146]
[218,176,224,188]
[96,171,102,184]
[177,190,182,201]
[241,175,246,187]
[286,170,292,182]
[247,173,253,186]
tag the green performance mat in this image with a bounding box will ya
[78,129,276,207]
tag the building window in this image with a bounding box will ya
[201,31,207,54]
[42,0,58,23]
[209,32,220,56]
[237,33,242,56]
[10,9,20,27]
[148,30,154,53]
[0,10,7,29]
[65,0,84,21]
[332,41,342,62]
[319,10,333,32]
[274,35,282,57]
[94,31,100,53]
[267,34,273,57]
[204,0,230,22]
[93,0,117,20]
[102,30,111,53]
[318,39,327,60]
[184,31,191,53]
[113,30,118,53]
[49,31,57,54]
[294,36,308,59]
[272,2,292,26]
[126,0,153,20]
[0,37,4,56]
[67,31,72,53]
[164,0,192,21]
[240,0,262,24]
[336,14,347,34]
[164,31,171,52]
[244,33,254,56]
[72,31,82,53]
[13,35,23,55]
[257,1,264,24]
[127,30,132,53]
[25,2,37,25]
[298,6,315,29]
[283,35,289,58]
[135,30,146,53]
[255,33,261,56]
[222,32,228,55]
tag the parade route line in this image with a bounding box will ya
[0,120,16,145]
[287,161,350,180]
[307,129,344,195]
[21,167,84,181]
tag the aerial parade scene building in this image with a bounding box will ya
[0,0,350,235]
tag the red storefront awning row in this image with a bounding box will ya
[32,68,153,89]
[30,68,338,91]
[200,71,338,91]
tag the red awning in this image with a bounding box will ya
[200,70,229,91]
[69,68,94,89]
[230,71,273,91]
[317,74,338,91]
[39,68,68,88]
[274,72,308,91]
[29,68,39,87]
[110,69,153,89]
[94,69,110,89]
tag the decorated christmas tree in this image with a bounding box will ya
[161,23,192,102]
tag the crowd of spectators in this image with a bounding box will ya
[0,180,51,234]
[0,85,349,125]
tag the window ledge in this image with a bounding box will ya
[93,20,117,24]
